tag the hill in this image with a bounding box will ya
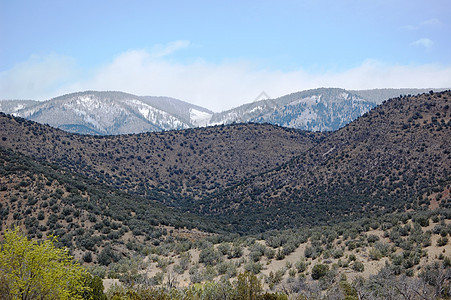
[0,99,39,114]
[1,91,451,298]
[200,91,451,232]
[0,114,324,203]
[1,92,450,233]
[0,147,225,264]
[350,88,448,104]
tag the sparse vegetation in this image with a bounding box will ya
[0,91,450,298]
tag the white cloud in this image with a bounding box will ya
[0,54,77,100]
[410,38,434,49]
[1,48,451,112]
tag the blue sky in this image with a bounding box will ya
[1,0,451,111]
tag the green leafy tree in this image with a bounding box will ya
[0,227,90,299]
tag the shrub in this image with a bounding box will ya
[265,248,275,260]
[332,249,344,258]
[228,245,243,259]
[437,237,448,247]
[374,241,391,257]
[295,260,307,273]
[244,261,263,274]
[83,252,93,263]
[217,243,231,256]
[352,261,365,272]
[367,234,380,243]
[82,274,107,300]
[98,246,120,266]
[235,272,263,299]
[311,264,329,280]
[369,248,383,260]
[199,247,222,266]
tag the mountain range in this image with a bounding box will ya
[1,88,444,135]
[1,90,449,234]
[1,91,450,297]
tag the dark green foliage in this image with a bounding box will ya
[352,261,365,272]
[244,261,263,274]
[98,246,120,266]
[82,274,107,300]
[367,234,379,243]
[199,247,222,266]
[437,237,448,246]
[83,252,93,263]
[311,264,329,280]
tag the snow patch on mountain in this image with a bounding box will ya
[190,108,212,127]
[288,95,321,107]
[287,108,318,128]
[4,87,435,135]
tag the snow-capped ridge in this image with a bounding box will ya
[1,88,444,135]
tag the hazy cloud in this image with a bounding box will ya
[0,54,77,100]
[421,18,442,27]
[1,48,451,111]
[150,40,191,58]
[410,38,434,49]
[403,18,442,30]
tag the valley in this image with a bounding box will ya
[0,91,450,299]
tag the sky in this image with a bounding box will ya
[1,0,451,112]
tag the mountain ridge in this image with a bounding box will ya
[1,91,449,233]
[2,88,446,135]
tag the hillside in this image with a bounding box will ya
[0,99,39,114]
[0,147,225,264]
[0,115,324,203]
[1,92,450,234]
[201,91,451,232]
[1,91,451,298]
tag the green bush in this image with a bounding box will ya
[352,261,364,272]
[311,264,329,280]
[244,261,263,274]
[295,260,307,273]
[199,247,222,266]
[437,237,448,247]
[369,248,382,260]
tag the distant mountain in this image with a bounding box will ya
[0,100,39,114]
[350,88,448,104]
[3,91,213,135]
[209,88,376,131]
[1,88,447,135]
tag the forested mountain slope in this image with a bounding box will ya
[203,91,451,232]
[0,115,324,203]
[0,147,223,264]
[1,92,450,234]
